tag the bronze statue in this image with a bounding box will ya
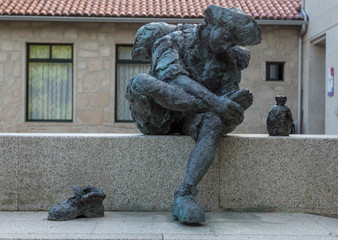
[127,5,262,223]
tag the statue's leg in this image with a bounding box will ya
[127,73,213,134]
[183,113,225,186]
[172,112,225,223]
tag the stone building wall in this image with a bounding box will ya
[0,21,299,133]
[235,25,300,134]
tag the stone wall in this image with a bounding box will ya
[0,134,337,214]
[0,21,300,133]
[236,25,300,134]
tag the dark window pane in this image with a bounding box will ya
[266,62,284,81]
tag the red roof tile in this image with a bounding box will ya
[0,0,303,20]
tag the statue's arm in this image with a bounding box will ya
[152,36,224,107]
[151,36,245,119]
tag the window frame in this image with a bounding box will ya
[115,44,150,123]
[266,62,284,81]
[26,43,74,122]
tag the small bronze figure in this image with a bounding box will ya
[267,96,294,136]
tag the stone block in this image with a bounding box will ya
[78,49,99,58]
[0,65,3,79]
[219,135,338,212]
[77,93,91,107]
[40,27,64,38]
[64,29,78,39]
[0,40,21,51]
[0,135,19,210]
[88,59,103,72]
[83,73,101,92]
[17,136,95,210]
[0,134,336,213]
[100,46,111,57]
[77,109,103,125]
[87,135,218,211]
[89,92,110,107]
[77,61,87,70]
[0,53,7,62]
[16,134,219,211]
[78,42,99,51]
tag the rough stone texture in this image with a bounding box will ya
[219,134,338,212]
[0,133,337,213]
[8,134,219,212]
[0,135,19,210]
[0,21,299,134]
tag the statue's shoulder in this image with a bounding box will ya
[132,22,197,62]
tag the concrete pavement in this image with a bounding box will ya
[0,211,337,240]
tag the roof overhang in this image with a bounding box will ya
[0,15,308,26]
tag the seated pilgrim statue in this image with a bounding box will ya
[126,4,262,223]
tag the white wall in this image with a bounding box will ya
[303,0,338,134]
[325,26,338,134]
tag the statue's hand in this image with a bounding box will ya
[225,89,253,110]
[214,96,244,125]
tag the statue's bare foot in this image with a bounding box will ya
[172,184,205,223]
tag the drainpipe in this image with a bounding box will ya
[297,0,308,133]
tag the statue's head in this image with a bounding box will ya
[203,5,262,53]
[132,22,175,62]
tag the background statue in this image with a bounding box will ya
[267,96,294,136]
[126,4,262,223]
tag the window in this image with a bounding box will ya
[115,45,150,122]
[266,62,284,81]
[27,44,73,121]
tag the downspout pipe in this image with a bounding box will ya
[297,0,308,133]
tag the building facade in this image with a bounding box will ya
[0,0,305,134]
[302,0,338,134]
[0,21,301,133]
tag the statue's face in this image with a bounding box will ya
[208,26,235,54]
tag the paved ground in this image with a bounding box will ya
[0,211,337,240]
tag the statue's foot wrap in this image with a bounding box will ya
[172,184,205,223]
[48,185,106,221]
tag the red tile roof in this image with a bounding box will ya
[0,0,303,20]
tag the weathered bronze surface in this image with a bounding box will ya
[267,96,294,136]
[48,185,106,221]
[127,4,261,223]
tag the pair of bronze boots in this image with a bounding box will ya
[48,185,106,221]
[48,184,203,224]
